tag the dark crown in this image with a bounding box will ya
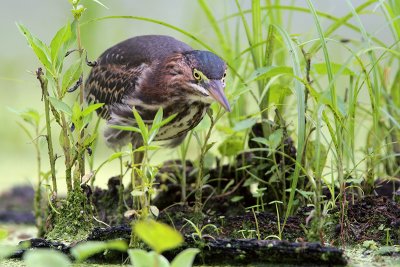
[183,50,226,80]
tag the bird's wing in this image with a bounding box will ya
[85,63,147,119]
[85,35,192,119]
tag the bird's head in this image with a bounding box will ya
[160,50,231,112]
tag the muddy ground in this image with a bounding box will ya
[1,171,399,265]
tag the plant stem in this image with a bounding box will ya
[76,18,86,179]
[118,155,124,224]
[194,110,219,213]
[34,125,44,236]
[61,113,73,192]
[36,68,57,194]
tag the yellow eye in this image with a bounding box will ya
[193,69,202,80]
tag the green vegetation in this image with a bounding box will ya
[4,0,400,265]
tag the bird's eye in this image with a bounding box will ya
[193,69,202,81]
[223,72,227,78]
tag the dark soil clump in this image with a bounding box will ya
[0,186,35,224]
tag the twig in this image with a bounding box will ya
[36,68,57,194]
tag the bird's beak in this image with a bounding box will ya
[207,80,231,112]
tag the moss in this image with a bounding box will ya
[45,188,94,243]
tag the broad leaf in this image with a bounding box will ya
[251,137,269,146]
[0,245,17,260]
[50,23,72,72]
[23,249,71,267]
[171,248,200,267]
[134,219,183,254]
[232,117,257,132]
[61,60,82,94]
[71,240,128,262]
[82,103,104,117]
[48,97,72,116]
[11,108,41,126]
[128,249,169,267]
[107,151,126,162]
[268,129,283,151]
[71,101,83,130]
[268,84,292,106]
[17,23,53,74]
[218,135,243,157]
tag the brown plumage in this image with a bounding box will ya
[85,35,230,148]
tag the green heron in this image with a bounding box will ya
[85,35,230,148]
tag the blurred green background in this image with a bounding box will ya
[0,0,391,193]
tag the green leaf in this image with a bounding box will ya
[50,23,72,72]
[0,228,8,240]
[65,20,78,51]
[23,249,71,267]
[232,117,257,132]
[150,205,159,217]
[71,240,128,262]
[61,60,82,94]
[128,249,170,267]
[268,129,283,151]
[205,142,216,153]
[149,112,178,144]
[171,248,200,267]
[152,108,163,128]
[17,23,53,74]
[268,84,292,106]
[149,108,163,143]
[134,219,183,254]
[305,140,328,174]
[313,62,355,76]
[10,108,41,126]
[134,145,161,152]
[152,113,178,130]
[82,103,104,117]
[218,135,243,157]
[71,101,83,129]
[0,245,18,260]
[83,133,97,147]
[110,125,141,133]
[231,196,244,202]
[107,151,126,162]
[251,137,269,146]
[48,97,72,116]
[247,66,293,82]
[132,108,149,143]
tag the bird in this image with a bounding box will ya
[85,35,231,148]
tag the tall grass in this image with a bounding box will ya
[18,0,400,246]
[198,0,399,243]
